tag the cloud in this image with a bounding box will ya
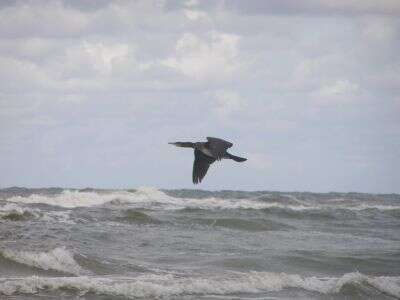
[69,41,130,75]
[0,56,51,92]
[0,1,91,38]
[163,0,400,16]
[312,79,360,106]
[162,31,242,81]
[212,90,247,119]
[362,17,398,41]
[184,0,199,7]
[184,9,208,21]
[319,80,359,96]
[223,0,400,16]
[0,38,60,62]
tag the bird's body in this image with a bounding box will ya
[169,137,247,184]
[197,144,213,157]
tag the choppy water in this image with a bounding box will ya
[0,187,399,299]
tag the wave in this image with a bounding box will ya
[0,247,87,276]
[5,188,282,210]
[191,217,292,231]
[116,209,162,224]
[0,203,40,221]
[0,271,398,298]
[5,187,400,212]
[0,203,73,224]
[6,191,125,208]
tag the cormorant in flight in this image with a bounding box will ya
[169,137,247,184]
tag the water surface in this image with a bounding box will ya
[1,187,399,299]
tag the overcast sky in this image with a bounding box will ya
[0,0,399,193]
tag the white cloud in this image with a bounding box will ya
[57,93,88,103]
[212,90,247,119]
[162,32,242,81]
[80,42,129,75]
[0,2,90,38]
[312,79,360,105]
[321,0,400,14]
[44,41,132,89]
[184,0,199,7]
[0,56,51,91]
[184,9,208,21]
[223,0,400,15]
[0,38,59,61]
[362,17,397,41]
[318,79,359,96]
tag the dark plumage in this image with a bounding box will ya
[169,137,247,184]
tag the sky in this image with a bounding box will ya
[0,0,399,193]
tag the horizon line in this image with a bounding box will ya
[1,186,399,196]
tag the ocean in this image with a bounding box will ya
[0,187,399,299]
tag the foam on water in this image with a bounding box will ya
[0,203,73,223]
[7,191,127,208]
[5,187,400,211]
[0,247,87,276]
[0,203,40,220]
[5,188,282,210]
[0,271,399,298]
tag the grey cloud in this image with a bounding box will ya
[225,0,400,16]
[165,0,400,16]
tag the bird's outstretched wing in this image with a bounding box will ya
[206,137,233,160]
[193,149,216,184]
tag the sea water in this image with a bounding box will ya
[0,187,399,299]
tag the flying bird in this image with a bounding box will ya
[169,137,247,184]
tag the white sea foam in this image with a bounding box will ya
[41,210,74,224]
[0,203,40,220]
[6,187,400,211]
[348,204,400,211]
[5,188,282,210]
[0,272,399,298]
[0,203,73,223]
[0,247,87,275]
[7,191,124,208]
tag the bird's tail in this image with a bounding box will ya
[226,152,247,162]
[169,142,195,148]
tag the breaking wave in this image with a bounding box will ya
[6,191,124,208]
[5,187,400,212]
[0,271,399,298]
[0,247,87,276]
[0,203,40,221]
[0,203,73,223]
[5,188,283,210]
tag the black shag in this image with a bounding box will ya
[169,137,247,184]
